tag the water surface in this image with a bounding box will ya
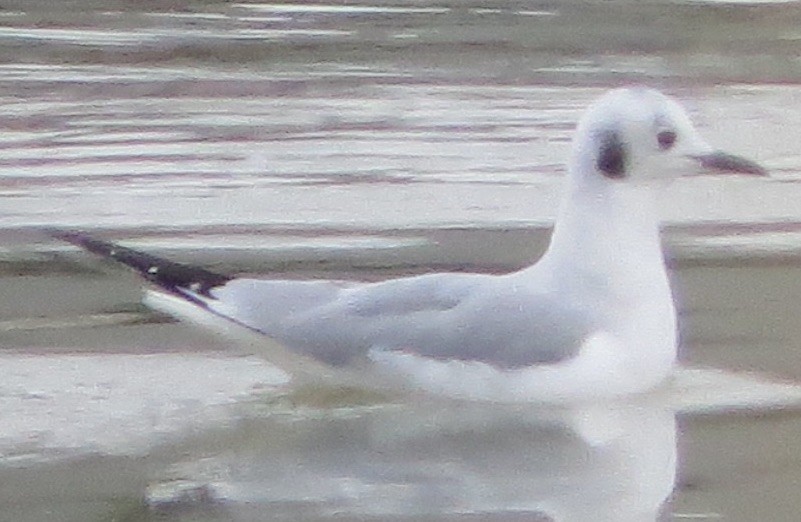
[2,1,801,521]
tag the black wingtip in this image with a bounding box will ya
[49,229,231,297]
[48,229,123,259]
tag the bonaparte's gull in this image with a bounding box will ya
[53,88,766,403]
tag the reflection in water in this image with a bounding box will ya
[1,1,801,520]
[4,355,801,522]
[151,400,676,521]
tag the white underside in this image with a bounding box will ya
[369,331,674,404]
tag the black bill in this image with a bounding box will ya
[692,151,767,176]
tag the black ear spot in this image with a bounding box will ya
[597,131,626,179]
[657,129,677,151]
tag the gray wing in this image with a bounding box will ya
[49,231,591,369]
[209,272,486,364]
[208,278,354,333]
[214,273,597,369]
[417,287,596,368]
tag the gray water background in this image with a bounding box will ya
[4,1,801,521]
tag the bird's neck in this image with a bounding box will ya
[540,179,668,290]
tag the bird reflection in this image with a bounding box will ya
[162,397,676,522]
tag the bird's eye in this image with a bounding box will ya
[657,130,677,151]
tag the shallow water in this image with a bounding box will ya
[3,1,801,521]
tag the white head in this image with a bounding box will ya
[569,88,765,188]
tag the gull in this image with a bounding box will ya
[52,88,766,403]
